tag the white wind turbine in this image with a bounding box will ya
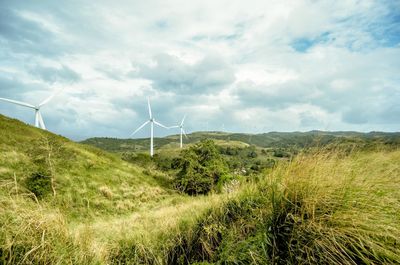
[130,98,168,157]
[169,115,188,148]
[0,90,61,130]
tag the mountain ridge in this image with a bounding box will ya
[81,130,400,153]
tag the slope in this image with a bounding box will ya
[0,114,177,218]
[1,114,399,264]
[0,114,221,264]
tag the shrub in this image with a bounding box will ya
[171,157,182,169]
[247,150,258,158]
[273,148,290,158]
[25,172,52,199]
[261,149,267,155]
[153,154,174,171]
[175,139,229,195]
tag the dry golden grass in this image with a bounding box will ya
[1,114,399,264]
[263,149,400,264]
[165,149,400,264]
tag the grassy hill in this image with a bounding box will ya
[1,114,399,264]
[0,114,179,218]
[0,115,222,264]
[81,130,400,153]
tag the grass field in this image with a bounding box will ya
[1,114,399,264]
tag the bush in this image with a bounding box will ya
[247,150,258,158]
[273,148,290,158]
[175,139,229,195]
[25,172,52,198]
[171,157,183,169]
[153,154,175,171]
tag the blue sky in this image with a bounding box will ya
[0,0,399,140]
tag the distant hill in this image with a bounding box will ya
[81,130,400,153]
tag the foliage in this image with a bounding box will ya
[219,145,277,175]
[273,148,291,158]
[167,150,400,264]
[153,154,175,171]
[25,172,52,199]
[175,139,229,195]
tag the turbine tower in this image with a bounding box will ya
[0,90,61,130]
[130,98,168,157]
[169,115,188,148]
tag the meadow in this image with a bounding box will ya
[0,114,399,264]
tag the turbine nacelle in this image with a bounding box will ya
[130,98,169,156]
[0,89,62,130]
[169,114,188,148]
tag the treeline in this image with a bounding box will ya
[81,131,400,153]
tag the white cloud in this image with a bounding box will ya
[0,0,399,139]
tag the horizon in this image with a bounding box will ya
[0,1,399,140]
[70,127,400,141]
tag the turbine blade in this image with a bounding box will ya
[153,120,168,129]
[39,88,63,107]
[130,120,150,136]
[0,97,35,109]
[168,125,180,129]
[38,111,46,130]
[180,114,186,126]
[182,128,189,139]
[147,98,152,119]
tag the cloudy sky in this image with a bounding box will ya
[0,0,399,140]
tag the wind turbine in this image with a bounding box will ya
[130,98,168,157]
[0,90,61,130]
[169,115,188,148]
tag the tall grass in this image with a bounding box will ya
[0,197,98,264]
[2,149,399,264]
[168,149,400,264]
[1,115,399,264]
[266,150,400,264]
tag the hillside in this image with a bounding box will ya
[81,130,400,153]
[0,114,177,218]
[1,114,399,264]
[0,114,221,264]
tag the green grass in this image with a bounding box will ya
[0,115,181,219]
[0,114,225,264]
[168,149,400,264]
[1,114,399,264]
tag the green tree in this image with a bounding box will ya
[175,139,229,195]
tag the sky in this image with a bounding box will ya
[0,0,399,140]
